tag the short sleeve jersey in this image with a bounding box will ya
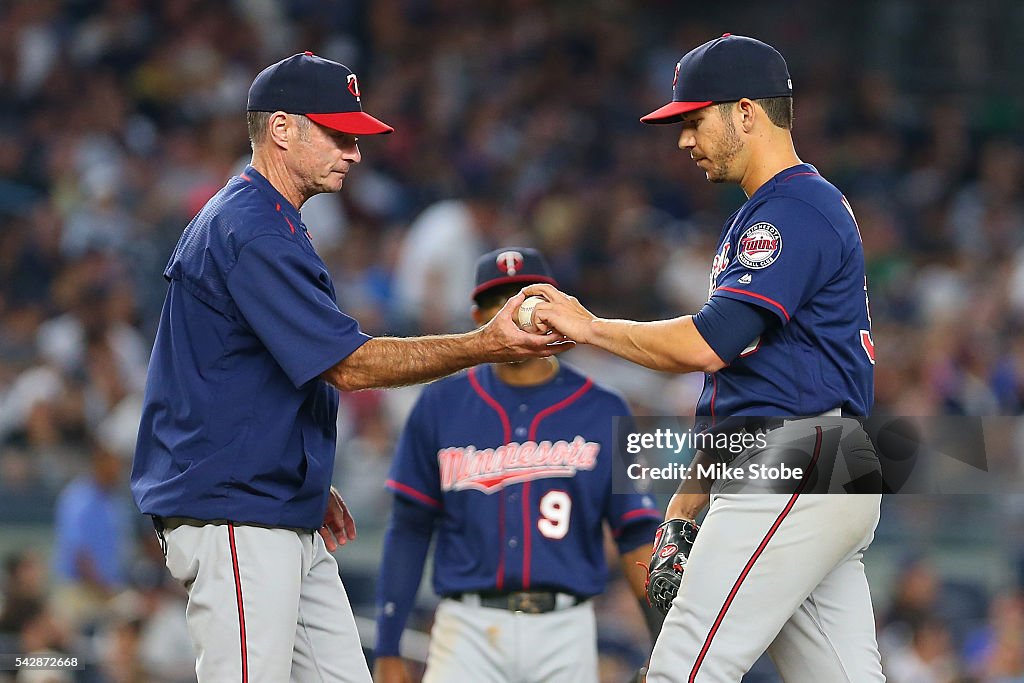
[697,164,875,420]
[386,363,661,597]
[131,167,370,529]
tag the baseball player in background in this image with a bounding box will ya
[525,35,885,682]
[373,247,665,683]
[131,54,568,683]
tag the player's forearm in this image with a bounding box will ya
[666,450,715,521]
[586,316,725,374]
[621,545,654,600]
[323,333,492,391]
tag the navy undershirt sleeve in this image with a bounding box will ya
[374,496,438,658]
[614,518,661,555]
[691,296,778,364]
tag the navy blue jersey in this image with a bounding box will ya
[697,164,874,419]
[386,363,661,597]
[132,167,370,529]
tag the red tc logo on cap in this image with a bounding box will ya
[347,74,361,99]
[672,63,680,88]
[496,250,524,276]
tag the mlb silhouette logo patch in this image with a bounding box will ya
[737,222,782,269]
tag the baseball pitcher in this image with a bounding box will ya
[525,34,885,683]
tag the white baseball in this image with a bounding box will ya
[516,296,546,333]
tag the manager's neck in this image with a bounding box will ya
[250,150,309,210]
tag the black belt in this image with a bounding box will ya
[705,413,853,465]
[448,590,588,614]
[703,417,788,465]
[153,516,317,535]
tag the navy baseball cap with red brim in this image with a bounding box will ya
[473,247,558,301]
[641,34,792,125]
[248,51,394,135]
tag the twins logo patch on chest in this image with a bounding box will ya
[737,222,782,269]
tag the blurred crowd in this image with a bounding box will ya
[1,0,1024,681]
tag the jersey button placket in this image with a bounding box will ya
[515,405,529,439]
[506,404,529,586]
[504,487,523,581]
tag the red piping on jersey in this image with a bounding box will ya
[468,367,513,589]
[240,174,296,235]
[227,526,249,683]
[528,379,594,440]
[716,287,790,322]
[386,479,441,508]
[520,378,594,588]
[780,171,819,182]
[521,481,532,587]
[468,368,512,441]
[688,426,824,683]
[621,508,661,523]
[710,373,718,423]
[613,508,662,537]
[739,337,762,358]
[496,491,506,590]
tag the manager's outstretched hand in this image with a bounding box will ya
[478,289,575,360]
[520,283,597,344]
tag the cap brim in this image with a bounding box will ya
[306,111,394,135]
[640,100,714,124]
[472,275,558,300]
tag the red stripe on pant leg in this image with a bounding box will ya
[688,427,823,682]
[227,525,249,683]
